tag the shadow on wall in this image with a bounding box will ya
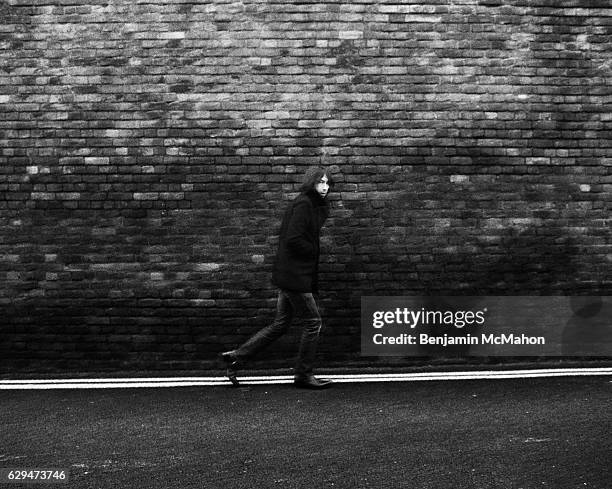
[562,296,612,356]
[460,223,580,295]
[361,222,578,294]
[321,221,582,356]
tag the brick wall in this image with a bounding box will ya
[1,0,610,372]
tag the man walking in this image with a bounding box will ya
[220,167,334,389]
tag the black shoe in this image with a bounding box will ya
[219,351,240,387]
[294,374,333,390]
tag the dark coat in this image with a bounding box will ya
[272,190,329,293]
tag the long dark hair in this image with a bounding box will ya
[299,166,334,193]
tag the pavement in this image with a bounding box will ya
[1,374,611,489]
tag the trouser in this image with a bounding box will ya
[233,289,323,376]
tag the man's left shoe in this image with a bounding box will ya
[219,350,240,387]
[294,374,333,390]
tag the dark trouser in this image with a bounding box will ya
[233,289,322,376]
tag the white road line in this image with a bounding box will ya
[1,368,611,389]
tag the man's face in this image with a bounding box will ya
[315,174,329,198]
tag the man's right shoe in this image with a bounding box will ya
[219,351,240,387]
[294,374,333,390]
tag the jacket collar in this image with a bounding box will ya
[305,189,328,207]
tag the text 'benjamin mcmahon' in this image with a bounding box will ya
[372,333,546,346]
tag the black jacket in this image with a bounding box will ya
[272,190,329,293]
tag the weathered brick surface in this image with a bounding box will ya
[0,0,610,371]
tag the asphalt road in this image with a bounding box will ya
[1,376,611,489]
